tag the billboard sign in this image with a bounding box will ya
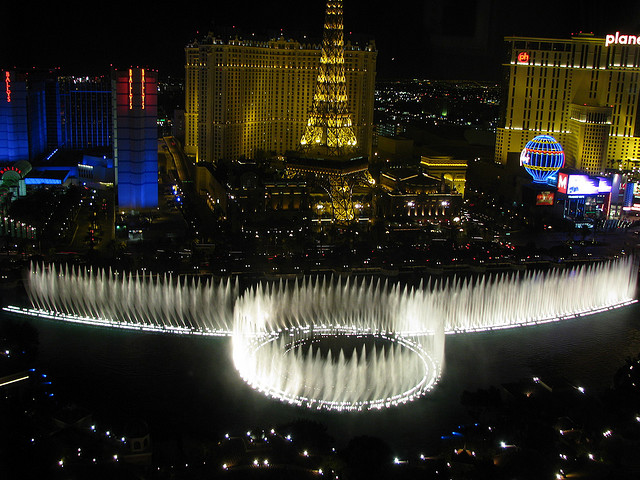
[597,177,612,193]
[557,172,569,193]
[566,175,599,195]
[536,191,555,206]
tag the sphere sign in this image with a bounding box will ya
[520,135,565,184]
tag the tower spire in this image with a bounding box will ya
[300,0,357,156]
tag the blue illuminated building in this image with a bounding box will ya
[59,76,112,150]
[520,135,565,184]
[112,67,158,209]
[0,70,62,163]
[0,71,29,162]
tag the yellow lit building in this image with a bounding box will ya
[420,155,467,196]
[495,33,640,175]
[184,34,376,164]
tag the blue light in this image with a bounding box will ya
[45,148,59,161]
[24,178,62,185]
[520,135,565,184]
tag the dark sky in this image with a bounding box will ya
[3,0,640,80]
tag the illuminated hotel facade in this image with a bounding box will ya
[184,34,376,164]
[112,67,158,209]
[59,76,112,150]
[495,33,640,175]
[0,71,29,163]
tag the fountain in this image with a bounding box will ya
[24,263,237,335]
[2,257,636,411]
[232,277,445,411]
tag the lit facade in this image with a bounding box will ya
[495,34,640,175]
[59,76,112,150]
[0,71,29,163]
[420,155,467,196]
[112,67,158,209]
[285,0,375,224]
[184,34,376,164]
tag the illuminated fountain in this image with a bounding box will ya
[4,257,637,411]
[25,262,237,335]
[232,278,445,411]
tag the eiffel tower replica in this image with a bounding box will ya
[286,0,371,224]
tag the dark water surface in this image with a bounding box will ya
[4,302,640,455]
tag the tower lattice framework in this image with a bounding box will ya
[300,0,358,156]
[291,0,371,224]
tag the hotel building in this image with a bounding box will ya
[495,33,640,175]
[0,71,29,163]
[59,75,112,150]
[184,34,376,165]
[112,67,158,209]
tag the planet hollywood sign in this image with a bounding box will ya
[605,32,640,47]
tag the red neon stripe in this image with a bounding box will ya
[5,71,11,103]
[525,149,564,155]
[141,69,145,110]
[128,69,133,110]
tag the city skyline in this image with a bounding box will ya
[3,0,639,79]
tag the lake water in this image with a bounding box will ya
[4,301,640,455]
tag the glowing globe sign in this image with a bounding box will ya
[520,135,565,184]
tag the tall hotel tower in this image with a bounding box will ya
[112,67,158,209]
[0,71,29,163]
[495,33,640,175]
[184,9,376,165]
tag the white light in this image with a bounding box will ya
[13,259,638,414]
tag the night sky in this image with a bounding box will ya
[3,0,640,80]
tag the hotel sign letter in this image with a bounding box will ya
[605,32,640,47]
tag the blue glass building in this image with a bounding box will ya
[112,67,158,209]
[0,71,29,162]
[59,76,112,150]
